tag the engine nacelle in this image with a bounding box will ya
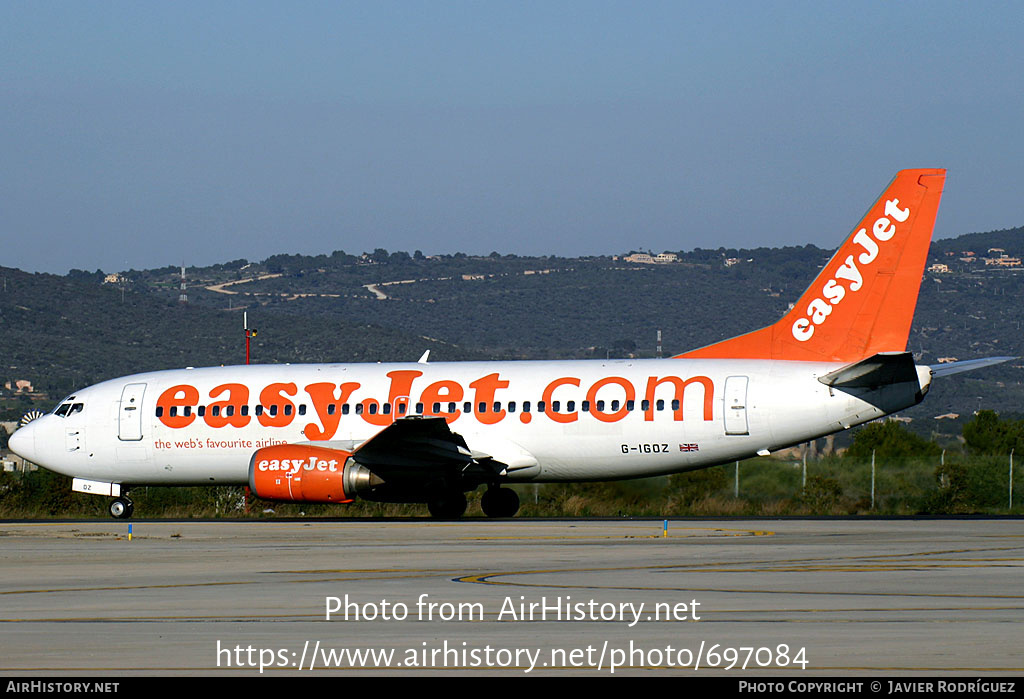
[248,444,382,503]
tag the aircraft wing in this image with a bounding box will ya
[351,416,477,471]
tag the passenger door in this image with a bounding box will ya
[118,383,147,441]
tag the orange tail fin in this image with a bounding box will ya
[676,169,946,362]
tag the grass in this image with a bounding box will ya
[1,451,1020,519]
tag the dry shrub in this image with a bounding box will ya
[689,495,746,516]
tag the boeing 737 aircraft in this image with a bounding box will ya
[8,169,1011,519]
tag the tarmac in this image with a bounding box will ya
[0,518,1021,675]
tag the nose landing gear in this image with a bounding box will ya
[108,496,134,519]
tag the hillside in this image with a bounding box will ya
[0,266,486,408]
[1,227,1021,435]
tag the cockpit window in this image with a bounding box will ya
[52,401,85,418]
[50,395,76,415]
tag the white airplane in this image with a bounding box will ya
[8,169,1011,519]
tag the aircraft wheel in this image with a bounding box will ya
[427,491,467,519]
[109,497,134,520]
[481,487,520,518]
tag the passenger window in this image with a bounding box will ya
[523,401,531,413]
[198,406,206,417]
[641,400,650,411]
[447,402,456,413]
[656,399,665,411]
[255,405,264,416]
[415,403,424,414]
[463,402,472,413]
[211,406,220,417]
[508,401,516,413]
[626,400,635,411]
[298,405,307,416]
[552,401,560,412]
[382,403,391,415]
[596,400,605,411]
[355,404,364,415]
[672,399,680,411]
[368,403,378,415]
[478,402,487,413]
[239,406,247,416]
[492,402,500,413]
[269,405,277,416]
[432,402,441,413]
[169,406,177,417]
[225,406,234,417]
[567,400,575,412]
[156,406,164,417]
[284,404,293,416]
[327,404,336,415]
[582,401,590,412]
[611,400,620,411]
[537,401,546,412]
[342,404,350,415]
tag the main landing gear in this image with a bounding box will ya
[427,491,468,519]
[481,487,520,518]
[426,487,521,519]
[108,496,134,520]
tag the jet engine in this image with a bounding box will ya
[248,444,382,503]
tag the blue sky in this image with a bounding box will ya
[3,1,1023,273]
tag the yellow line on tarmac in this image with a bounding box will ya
[457,566,1024,598]
[462,527,774,541]
[0,571,445,596]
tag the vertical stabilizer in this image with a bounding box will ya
[676,169,946,362]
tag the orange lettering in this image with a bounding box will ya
[156,384,198,429]
[419,380,464,424]
[644,375,714,421]
[469,373,509,425]
[258,382,297,428]
[205,383,251,428]
[586,377,634,423]
[360,370,424,426]
[542,376,580,423]
[305,382,361,440]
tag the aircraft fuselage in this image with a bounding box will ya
[13,357,931,487]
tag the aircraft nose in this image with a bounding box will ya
[8,423,37,462]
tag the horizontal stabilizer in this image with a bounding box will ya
[929,356,1016,378]
[819,352,918,389]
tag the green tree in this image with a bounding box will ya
[926,462,980,514]
[798,475,844,511]
[963,410,1024,455]
[846,420,942,463]
[667,466,727,503]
